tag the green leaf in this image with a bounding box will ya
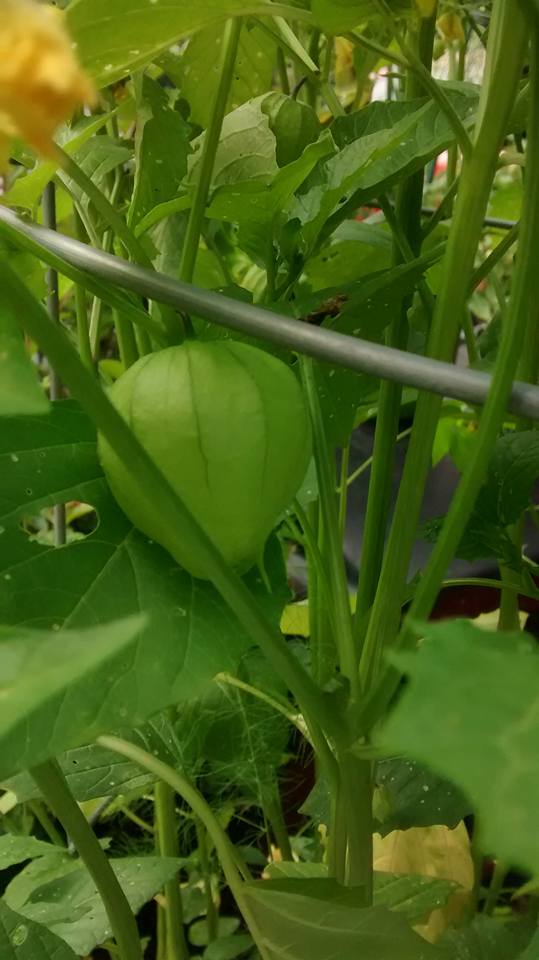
[202,655,290,807]
[5,115,112,211]
[203,933,254,960]
[0,836,58,871]
[189,917,240,947]
[375,758,470,835]
[0,616,149,780]
[302,221,392,292]
[261,94,321,168]
[0,901,77,960]
[441,915,533,960]
[0,300,48,417]
[0,402,289,777]
[312,0,411,33]
[264,862,457,924]
[67,0,277,87]
[292,86,478,253]
[5,853,182,956]
[60,136,131,221]
[128,76,191,229]
[164,22,276,129]
[242,883,443,959]
[424,431,539,567]
[381,619,539,876]
[189,97,278,189]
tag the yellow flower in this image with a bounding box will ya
[415,0,437,15]
[0,0,95,162]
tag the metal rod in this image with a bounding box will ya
[2,207,539,421]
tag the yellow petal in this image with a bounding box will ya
[0,0,95,159]
[415,0,437,15]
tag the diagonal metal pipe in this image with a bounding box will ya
[2,205,539,421]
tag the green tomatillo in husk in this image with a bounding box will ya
[98,340,312,579]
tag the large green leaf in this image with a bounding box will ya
[264,863,456,924]
[0,402,290,777]
[441,915,533,960]
[0,616,149,780]
[164,22,276,128]
[0,299,48,418]
[67,0,280,87]
[382,619,539,876]
[0,836,58,872]
[375,758,470,836]
[0,901,77,960]
[5,853,182,955]
[242,883,442,959]
[189,97,278,189]
[292,86,478,253]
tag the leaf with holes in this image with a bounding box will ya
[0,901,77,960]
[0,401,290,777]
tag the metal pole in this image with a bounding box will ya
[1,207,539,421]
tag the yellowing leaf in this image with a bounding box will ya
[0,0,95,163]
[373,823,474,943]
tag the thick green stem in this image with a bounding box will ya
[264,789,293,862]
[363,19,539,728]
[301,358,358,698]
[31,761,142,960]
[359,0,527,699]
[180,19,242,286]
[98,737,272,960]
[355,12,436,644]
[4,265,337,743]
[155,782,189,960]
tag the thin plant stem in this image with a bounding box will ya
[301,358,358,698]
[4,264,339,743]
[42,182,67,548]
[196,821,218,942]
[363,17,539,730]
[469,223,520,293]
[98,736,272,960]
[155,781,189,960]
[264,789,293,862]
[483,860,508,915]
[56,149,153,270]
[338,444,350,542]
[114,308,139,370]
[28,800,66,847]
[31,760,142,960]
[215,673,308,739]
[358,0,528,701]
[341,428,412,490]
[374,0,472,158]
[73,210,94,370]
[179,18,242,288]
[355,12,436,643]
[276,46,290,94]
